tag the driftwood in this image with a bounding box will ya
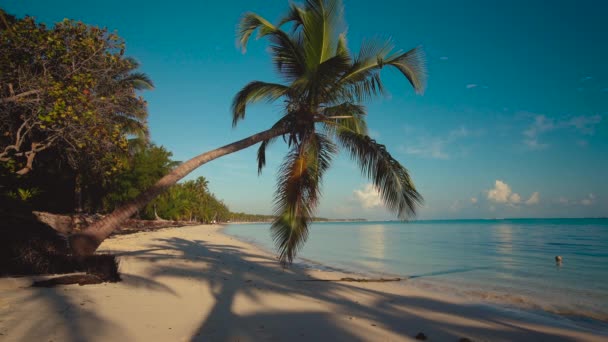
[32,274,104,287]
[297,277,402,283]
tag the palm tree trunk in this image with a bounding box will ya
[69,126,287,255]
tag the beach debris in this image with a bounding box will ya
[297,277,401,282]
[459,338,473,342]
[32,274,105,287]
[415,332,427,340]
[555,256,563,263]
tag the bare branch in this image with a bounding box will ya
[0,89,41,103]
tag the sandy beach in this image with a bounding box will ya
[1,225,606,341]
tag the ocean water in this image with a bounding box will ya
[224,219,608,326]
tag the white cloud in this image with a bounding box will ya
[448,126,470,139]
[568,114,602,135]
[523,115,554,149]
[354,184,383,209]
[522,114,602,149]
[439,56,449,60]
[509,193,521,204]
[581,76,593,82]
[466,84,478,89]
[524,115,555,137]
[487,180,513,203]
[602,88,608,92]
[526,192,540,205]
[403,140,448,159]
[471,197,478,204]
[487,180,539,206]
[581,193,595,206]
[402,125,471,160]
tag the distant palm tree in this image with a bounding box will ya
[71,0,425,264]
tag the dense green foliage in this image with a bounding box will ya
[0,11,236,223]
[0,10,152,212]
[233,0,425,263]
[102,144,229,222]
[229,212,276,222]
[102,144,179,212]
[0,11,152,176]
[145,177,230,222]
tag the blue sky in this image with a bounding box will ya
[5,0,607,219]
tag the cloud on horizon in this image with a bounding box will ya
[581,193,595,206]
[354,184,383,209]
[526,192,540,205]
[487,180,539,206]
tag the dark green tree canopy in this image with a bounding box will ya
[233,0,426,263]
[103,144,179,212]
[0,12,153,176]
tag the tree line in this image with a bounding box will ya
[0,9,228,223]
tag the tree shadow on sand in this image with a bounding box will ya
[2,283,131,342]
[111,236,601,341]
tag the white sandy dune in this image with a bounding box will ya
[1,225,606,341]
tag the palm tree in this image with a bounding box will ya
[70,0,426,263]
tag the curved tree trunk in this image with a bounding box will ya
[69,126,287,255]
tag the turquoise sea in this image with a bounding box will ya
[225,219,608,328]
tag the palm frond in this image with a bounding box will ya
[299,0,345,68]
[238,12,307,82]
[337,130,422,218]
[272,132,336,264]
[268,30,306,81]
[323,102,366,117]
[277,2,305,32]
[237,13,277,52]
[384,46,427,94]
[123,57,141,70]
[121,72,154,90]
[309,53,352,103]
[320,102,368,135]
[231,81,289,127]
[336,40,426,99]
[336,32,350,59]
[256,115,293,174]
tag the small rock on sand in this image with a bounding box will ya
[415,332,427,340]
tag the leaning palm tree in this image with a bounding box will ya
[70,0,425,264]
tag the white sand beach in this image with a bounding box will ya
[0,225,606,341]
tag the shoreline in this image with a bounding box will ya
[220,224,608,328]
[1,224,606,341]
